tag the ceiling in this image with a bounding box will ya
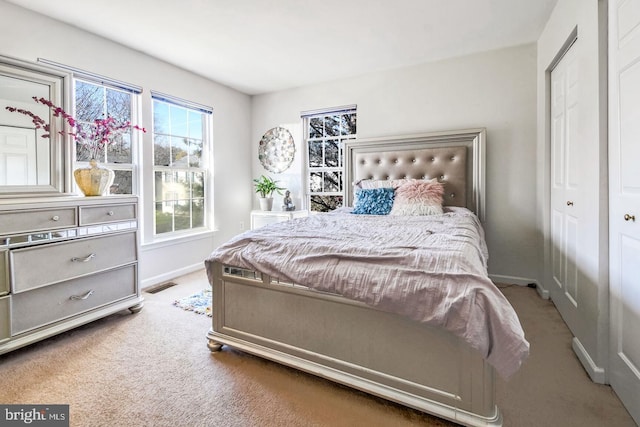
[7,0,558,95]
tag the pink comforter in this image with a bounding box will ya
[205,207,529,378]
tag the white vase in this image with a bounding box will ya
[259,197,273,211]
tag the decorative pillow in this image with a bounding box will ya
[352,188,395,215]
[352,178,415,201]
[354,178,416,191]
[390,179,444,216]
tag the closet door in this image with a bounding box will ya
[609,0,640,423]
[549,41,582,338]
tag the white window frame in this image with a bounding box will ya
[302,105,357,212]
[150,92,213,238]
[72,77,142,195]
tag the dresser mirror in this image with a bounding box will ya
[0,55,71,196]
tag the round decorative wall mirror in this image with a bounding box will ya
[258,126,295,173]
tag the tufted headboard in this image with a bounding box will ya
[344,128,486,220]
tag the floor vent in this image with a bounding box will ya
[144,281,177,294]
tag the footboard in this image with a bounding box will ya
[207,262,502,427]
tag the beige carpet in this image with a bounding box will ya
[0,270,635,427]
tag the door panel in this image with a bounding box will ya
[552,209,564,289]
[549,40,581,333]
[609,0,640,423]
[620,235,640,370]
[620,61,640,192]
[565,215,578,306]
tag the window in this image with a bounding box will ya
[152,93,211,235]
[303,106,357,212]
[74,79,140,194]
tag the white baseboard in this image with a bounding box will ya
[140,263,204,289]
[572,337,606,384]
[534,285,549,300]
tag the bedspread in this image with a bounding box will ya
[205,207,529,378]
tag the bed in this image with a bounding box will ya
[204,128,529,427]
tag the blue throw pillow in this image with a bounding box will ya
[352,187,395,215]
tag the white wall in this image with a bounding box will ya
[536,0,608,379]
[252,44,539,282]
[0,0,253,286]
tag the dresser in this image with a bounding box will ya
[0,195,143,354]
[250,210,308,230]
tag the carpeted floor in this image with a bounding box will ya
[0,270,635,427]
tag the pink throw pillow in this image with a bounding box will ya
[390,179,444,216]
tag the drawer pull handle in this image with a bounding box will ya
[107,211,114,216]
[71,253,96,263]
[52,215,60,221]
[70,290,94,301]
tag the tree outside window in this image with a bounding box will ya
[305,109,356,212]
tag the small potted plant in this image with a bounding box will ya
[253,175,284,211]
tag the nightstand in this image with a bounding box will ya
[250,210,309,230]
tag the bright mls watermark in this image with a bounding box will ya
[0,405,69,426]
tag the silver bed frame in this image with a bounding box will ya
[207,128,499,427]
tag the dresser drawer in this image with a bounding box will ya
[0,208,77,235]
[0,295,9,343]
[10,231,137,293]
[80,203,136,226]
[11,264,136,336]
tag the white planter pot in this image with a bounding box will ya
[259,197,273,211]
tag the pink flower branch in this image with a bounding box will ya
[5,96,146,160]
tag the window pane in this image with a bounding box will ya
[189,138,202,167]
[106,89,131,123]
[310,172,322,192]
[192,199,204,228]
[174,200,191,231]
[325,139,339,167]
[192,172,205,198]
[74,79,138,197]
[174,171,190,197]
[154,171,167,200]
[155,201,173,234]
[325,115,340,137]
[171,136,189,166]
[106,131,132,164]
[324,171,341,192]
[188,111,202,139]
[309,141,323,167]
[75,81,103,121]
[305,108,355,212]
[154,135,170,166]
[170,105,188,137]
[311,195,343,212]
[154,101,170,134]
[309,117,323,138]
[152,97,209,236]
[341,113,357,135]
[76,123,96,161]
[110,170,132,194]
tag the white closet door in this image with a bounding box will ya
[609,0,640,423]
[549,41,582,337]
